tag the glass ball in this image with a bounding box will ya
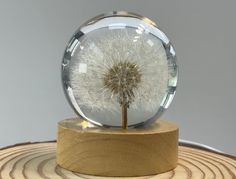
[62,12,178,128]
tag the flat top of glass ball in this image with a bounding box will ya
[62,12,178,128]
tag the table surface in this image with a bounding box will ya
[0,141,236,179]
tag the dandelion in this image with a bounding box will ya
[69,27,169,128]
[103,61,142,128]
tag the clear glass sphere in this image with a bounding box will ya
[62,12,178,128]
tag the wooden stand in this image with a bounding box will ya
[56,118,179,177]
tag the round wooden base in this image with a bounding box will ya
[56,118,179,177]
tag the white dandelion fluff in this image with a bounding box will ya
[68,27,170,127]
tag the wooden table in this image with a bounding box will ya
[0,141,236,179]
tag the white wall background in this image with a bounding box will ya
[0,0,235,155]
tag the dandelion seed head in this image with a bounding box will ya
[103,61,141,107]
[68,27,170,126]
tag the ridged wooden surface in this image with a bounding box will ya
[0,141,236,179]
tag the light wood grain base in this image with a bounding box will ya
[1,141,236,178]
[56,118,179,177]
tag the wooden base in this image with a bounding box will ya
[1,141,236,178]
[56,118,179,177]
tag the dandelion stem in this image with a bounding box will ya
[121,104,128,129]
